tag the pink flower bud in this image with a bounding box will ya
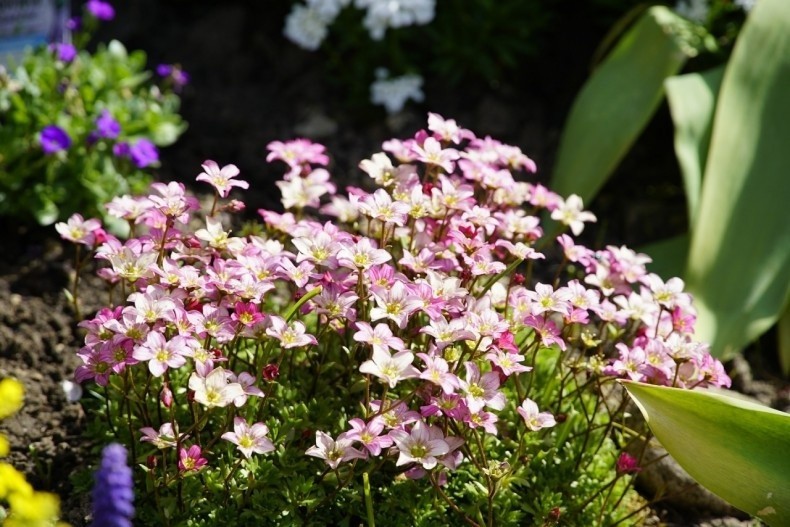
[160,386,173,408]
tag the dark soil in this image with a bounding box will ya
[1,1,786,526]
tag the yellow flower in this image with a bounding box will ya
[6,490,61,526]
[0,463,33,499]
[0,433,9,457]
[0,378,25,420]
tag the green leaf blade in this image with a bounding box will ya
[550,6,704,203]
[623,382,790,526]
[664,66,724,224]
[685,0,790,359]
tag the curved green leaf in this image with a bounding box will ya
[685,0,790,359]
[623,382,790,525]
[550,6,711,202]
[665,66,724,224]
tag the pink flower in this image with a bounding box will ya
[345,418,393,456]
[353,322,405,354]
[459,362,505,413]
[551,194,597,236]
[417,353,459,394]
[196,160,248,198]
[140,423,181,449]
[266,138,329,171]
[55,213,102,246]
[178,445,208,472]
[412,137,460,173]
[517,399,556,431]
[389,420,450,470]
[132,332,191,377]
[616,452,641,475]
[266,316,317,348]
[359,348,419,388]
[221,417,275,458]
[305,431,366,469]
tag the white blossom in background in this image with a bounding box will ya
[284,4,332,50]
[356,0,436,40]
[734,0,756,12]
[307,0,351,20]
[674,0,709,22]
[370,69,424,114]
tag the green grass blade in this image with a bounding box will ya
[550,6,709,202]
[684,0,790,359]
[665,66,724,224]
[623,382,790,526]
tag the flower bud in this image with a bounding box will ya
[147,455,158,469]
[262,363,279,382]
[160,386,173,408]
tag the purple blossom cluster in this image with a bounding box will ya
[91,443,134,527]
[59,112,729,483]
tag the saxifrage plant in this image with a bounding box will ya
[60,114,731,526]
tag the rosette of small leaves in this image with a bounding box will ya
[0,31,185,226]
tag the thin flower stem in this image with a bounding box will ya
[363,471,375,527]
[429,472,481,527]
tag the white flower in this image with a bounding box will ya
[284,4,330,51]
[734,0,756,11]
[189,367,245,408]
[370,72,425,114]
[307,0,350,20]
[675,0,709,22]
[221,417,275,458]
[356,0,436,39]
[550,194,597,236]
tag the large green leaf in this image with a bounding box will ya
[639,233,688,281]
[664,66,724,224]
[550,6,710,203]
[623,382,790,525]
[684,0,790,359]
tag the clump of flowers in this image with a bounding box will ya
[0,378,67,526]
[0,0,186,225]
[61,113,729,525]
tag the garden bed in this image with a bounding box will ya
[1,1,787,525]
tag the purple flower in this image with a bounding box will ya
[157,64,190,92]
[129,139,159,168]
[66,16,82,31]
[86,0,115,21]
[156,64,172,77]
[112,141,130,158]
[94,110,121,139]
[50,43,77,62]
[91,443,134,527]
[40,125,72,154]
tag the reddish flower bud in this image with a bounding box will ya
[147,455,158,469]
[210,348,223,359]
[160,386,173,408]
[616,452,641,475]
[512,273,525,285]
[548,507,561,522]
[184,297,203,312]
[422,182,434,195]
[262,363,279,382]
[554,413,568,424]
[187,390,195,403]
[93,228,109,245]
